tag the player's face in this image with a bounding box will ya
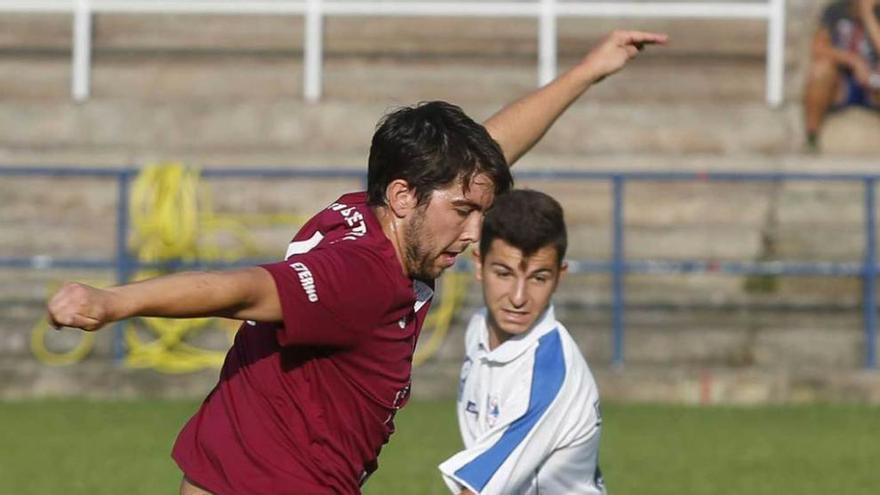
[476,239,567,348]
[404,173,495,281]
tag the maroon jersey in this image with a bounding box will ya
[172,192,434,494]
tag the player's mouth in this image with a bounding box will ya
[439,251,460,268]
[501,308,531,325]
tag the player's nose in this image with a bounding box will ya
[509,279,528,307]
[460,212,482,243]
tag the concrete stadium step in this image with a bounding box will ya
[0,10,791,106]
[0,99,797,155]
[1,152,875,262]
[0,51,770,104]
[558,304,866,370]
[0,4,856,158]
[2,153,874,260]
[418,338,880,404]
[423,297,870,373]
[418,301,878,403]
[4,99,867,156]
[0,13,779,58]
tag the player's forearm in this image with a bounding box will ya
[486,30,666,166]
[107,268,279,322]
[812,29,861,69]
[814,43,861,69]
[484,63,598,167]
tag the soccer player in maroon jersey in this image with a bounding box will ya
[47,31,666,495]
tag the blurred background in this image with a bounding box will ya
[1,0,879,493]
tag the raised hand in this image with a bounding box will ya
[577,30,668,83]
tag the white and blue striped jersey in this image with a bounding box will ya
[439,306,605,495]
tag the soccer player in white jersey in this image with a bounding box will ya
[439,189,605,495]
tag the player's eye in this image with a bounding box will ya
[455,208,471,217]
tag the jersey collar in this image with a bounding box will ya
[412,279,434,313]
[478,305,558,364]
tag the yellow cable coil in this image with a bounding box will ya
[31,317,96,365]
[124,162,237,373]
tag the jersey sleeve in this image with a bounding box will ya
[439,331,572,495]
[535,430,606,495]
[260,244,395,348]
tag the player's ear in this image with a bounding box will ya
[551,260,568,290]
[472,249,484,281]
[385,179,418,219]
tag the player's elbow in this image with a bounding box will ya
[226,267,283,322]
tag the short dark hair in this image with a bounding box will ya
[480,189,567,265]
[367,101,513,206]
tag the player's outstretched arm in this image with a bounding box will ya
[47,267,282,332]
[484,30,667,166]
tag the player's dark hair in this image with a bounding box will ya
[367,101,513,206]
[480,189,567,265]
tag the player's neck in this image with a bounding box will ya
[373,205,410,278]
[486,318,511,351]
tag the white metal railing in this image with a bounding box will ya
[0,0,786,106]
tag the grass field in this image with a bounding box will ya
[1,400,878,494]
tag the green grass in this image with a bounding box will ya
[0,399,197,495]
[1,400,879,494]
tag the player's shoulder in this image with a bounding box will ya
[553,323,584,360]
[552,323,599,391]
[296,195,396,269]
[303,193,375,242]
[283,233,405,313]
[315,242,407,305]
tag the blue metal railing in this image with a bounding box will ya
[2,166,877,368]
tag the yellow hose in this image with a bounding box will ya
[30,316,97,366]
[31,279,101,366]
[123,162,242,373]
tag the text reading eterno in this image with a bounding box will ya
[290,262,319,302]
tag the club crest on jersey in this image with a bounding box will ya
[487,396,500,427]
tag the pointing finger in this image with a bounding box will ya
[621,31,669,46]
